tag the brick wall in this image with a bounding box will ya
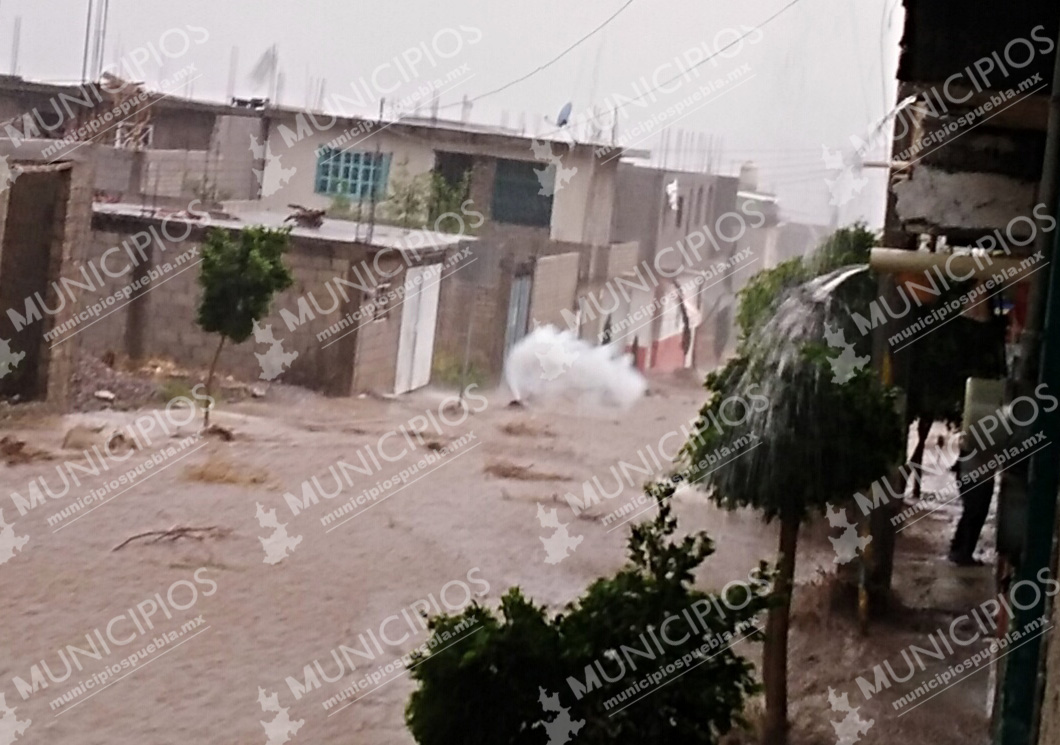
[433,153,555,381]
[434,261,508,381]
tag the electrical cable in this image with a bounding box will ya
[439,0,635,109]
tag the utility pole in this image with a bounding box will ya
[9,16,19,76]
[81,0,95,83]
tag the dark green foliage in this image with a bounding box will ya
[196,226,294,344]
[735,257,808,341]
[405,483,773,745]
[680,224,904,739]
[429,170,471,233]
[683,222,903,521]
[736,223,877,343]
[681,352,903,523]
[804,222,875,274]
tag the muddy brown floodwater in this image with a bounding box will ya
[0,381,990,744]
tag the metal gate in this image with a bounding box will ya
[504,273,532,358]
[394,266,441,394]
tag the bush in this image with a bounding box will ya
[405,482,773,744]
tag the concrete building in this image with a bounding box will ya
[82,203,467,396]
[607,162,744,372]
[0,76,262,203]
[250,108,646,381]
[0,139,94,407]
[0,78,654,393]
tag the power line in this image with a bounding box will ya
[601,0,806,114]
[533,0,808,141]
[441,0,635,109]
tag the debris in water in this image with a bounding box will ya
[204,424,235,441]
[0,436,53,465]
[484,459,570,482]
[112,525,230,551]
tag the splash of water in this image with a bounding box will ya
[709,264,874,497]
[504,325,647,409]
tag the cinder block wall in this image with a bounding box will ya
[434,264,502,381]
[82,213,424,395]
[350,251,411,394]
[0,147,94,407]
[0,172,64,398]
[529,252,579,329]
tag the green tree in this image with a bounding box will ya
[735,256,808,341]
[680,224,903,744]
[680,354,902,743]
[735,223,877,343]
[429,169,471,233]
[405,481,774,745]
[195,226,294,425]
[382,164,432,228]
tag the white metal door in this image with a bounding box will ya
[411,268,441,390]
[394,266,441,394]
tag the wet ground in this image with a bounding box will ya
[0,380,993,744]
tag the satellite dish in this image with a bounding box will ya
[556,101,572,127]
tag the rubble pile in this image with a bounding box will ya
[70,355,161,411]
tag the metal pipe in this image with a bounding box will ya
[869,247,1029,279]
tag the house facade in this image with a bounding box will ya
[83,204,464,396]
[251,109,642,382]
[0,75,262,203]
[608,163,745,372]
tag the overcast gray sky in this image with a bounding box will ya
[1,0,904,227]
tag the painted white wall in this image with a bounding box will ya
[258,115,436,210]
[259,114,622,247]
[549,148,618,246]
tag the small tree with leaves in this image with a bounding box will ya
[735,223,878,342]
[381,163,432,228]
[680,353,902,744]
[195,226,294,425]
[405,481,774,745]
[680,224,903,744]
[429,169,471,233]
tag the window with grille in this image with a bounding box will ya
[315,147,391,199]
[491,158,553,227]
